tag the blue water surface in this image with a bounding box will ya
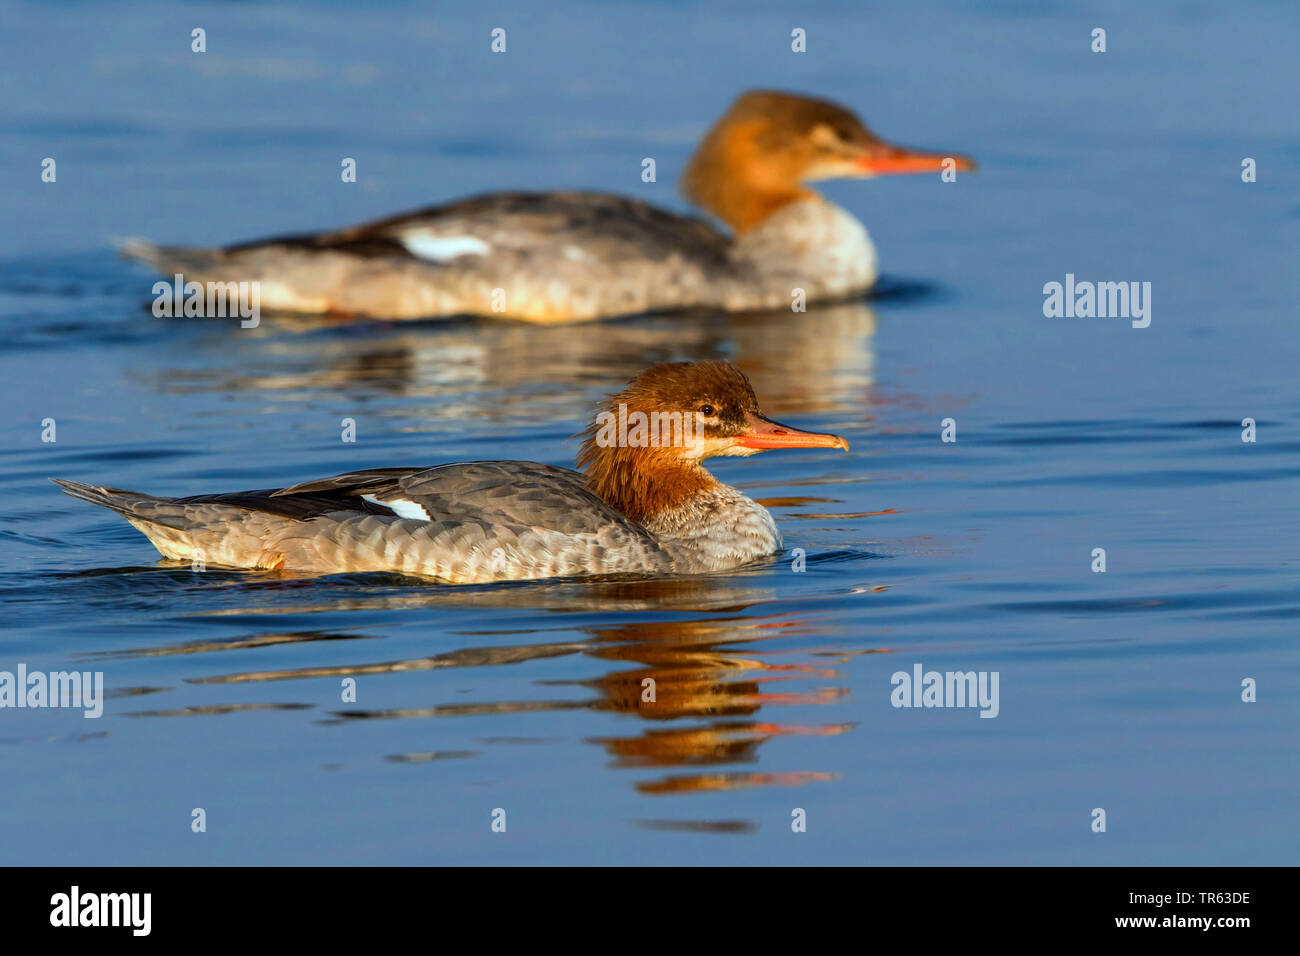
[0,0,1295,864]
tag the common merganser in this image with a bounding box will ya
[53,361,848,582]
[119,90,972,322]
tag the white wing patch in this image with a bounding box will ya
[398,231,492,263]
[362,494,430,521]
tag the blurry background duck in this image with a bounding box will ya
[119,91,973,323]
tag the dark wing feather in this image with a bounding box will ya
[177,487,400,521]
[226,191,732,266]
[155,467,427,521]
[270,468,429,498]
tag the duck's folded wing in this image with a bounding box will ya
[273,461,648,537]
[304,192,732,266]
[269,461,672,580]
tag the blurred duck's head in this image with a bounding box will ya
[681,90,975,233]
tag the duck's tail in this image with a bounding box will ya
[51,478,275,567]
[52,478,176,521]
[113,236,229,277]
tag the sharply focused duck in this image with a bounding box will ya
[54,362,848,582]
[121,91,973,322]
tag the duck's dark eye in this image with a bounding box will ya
[699,404,716,417]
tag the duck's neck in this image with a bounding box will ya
[579,445,783,572]
[692,179,812,235]
[681,122,812,235]
[580,445,717,526]
[681,132,877,300]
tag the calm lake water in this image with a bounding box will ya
[1,0,1296,865]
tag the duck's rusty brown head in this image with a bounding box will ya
[577,361,847,522]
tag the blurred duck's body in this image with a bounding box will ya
[121,91,971,323]
[54,362,848,583]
